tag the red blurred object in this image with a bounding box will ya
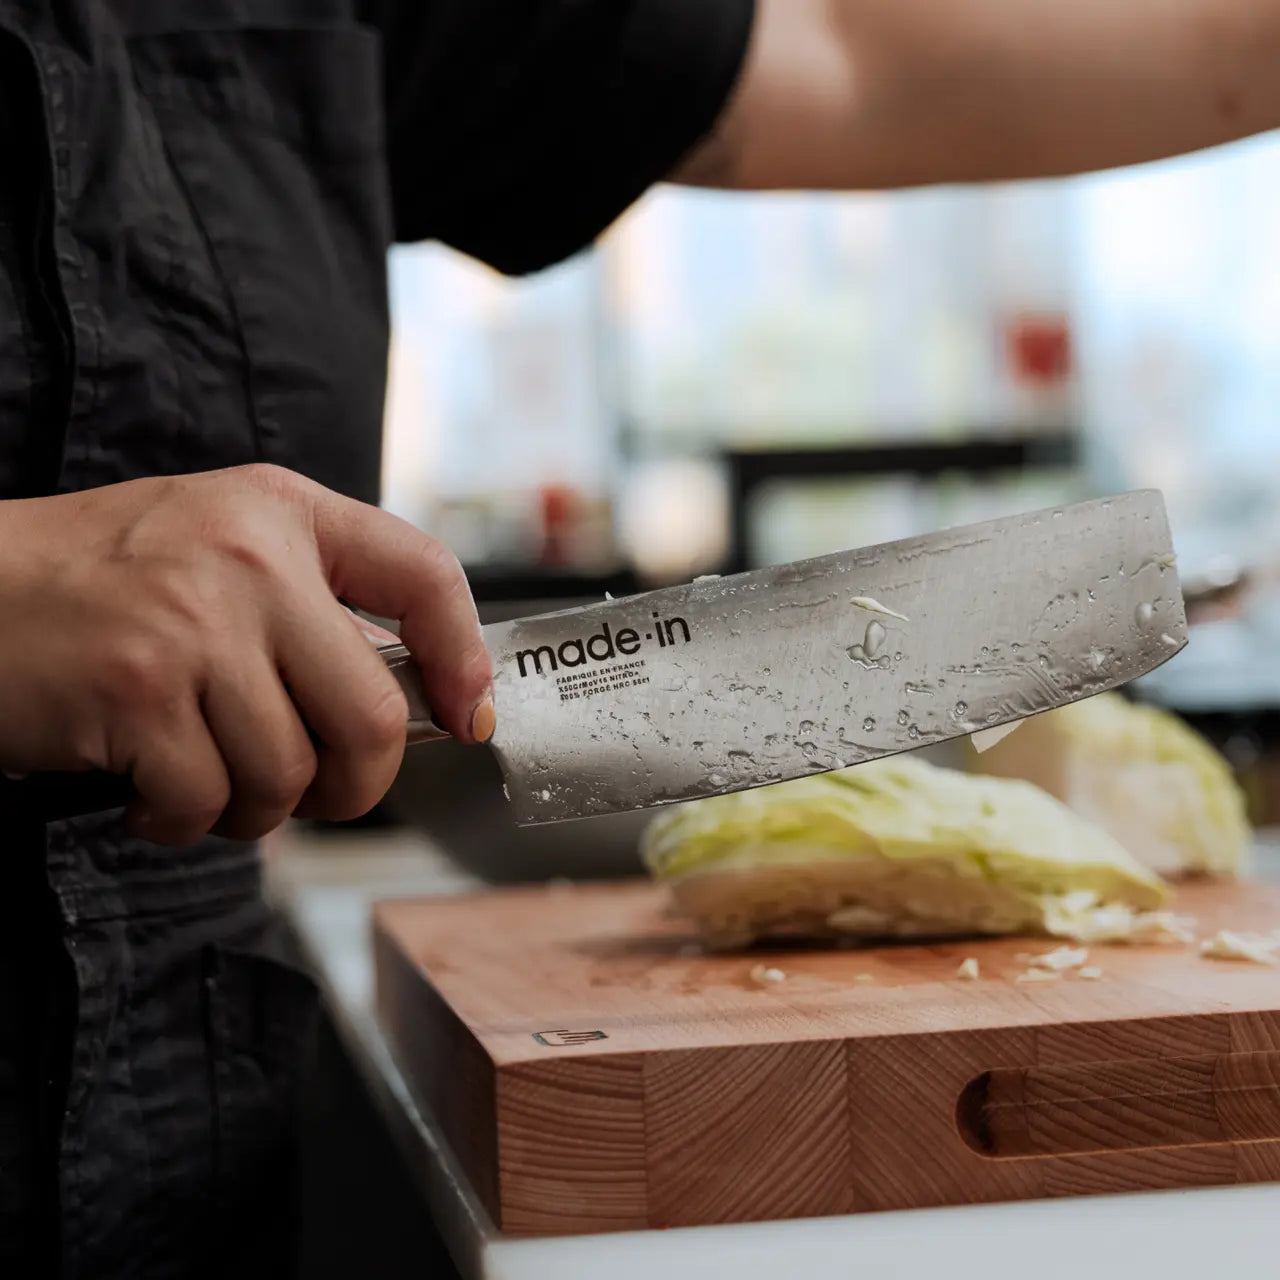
[1007,313,1072,385]
[538,483,576,565]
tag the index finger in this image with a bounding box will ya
[308,493,493,743]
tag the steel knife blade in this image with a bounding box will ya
[0,490,1186,827]
[384,489,1187,826]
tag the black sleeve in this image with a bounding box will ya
[365,0,756,275]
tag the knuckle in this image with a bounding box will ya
[238,461,302,497]
[68,728,111,772]
[150,562,221,637]
[210,515,282,580]
[203,470,314,578]
[351,679,409,753]
[233,462,323,521]
[460,643,494,691]
[151,810,217,847]
[146,776,230,830]
[417,537,468,595]
[97,636,176,710]
[245,746,318,813]
[321,773,388,824]
[134,776,229,847]
[185,777,232,826]
[315,692,406,823]
[275,747,320,802]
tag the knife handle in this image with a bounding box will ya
[377,642,450,746]
[0,643,448,823]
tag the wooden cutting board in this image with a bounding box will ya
[372,878,1280,1237]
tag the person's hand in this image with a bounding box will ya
[0,464,492,846]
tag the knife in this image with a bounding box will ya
[1,490,1186,827]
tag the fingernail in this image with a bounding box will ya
[471,693,496,744]
[346,607,402,647]
[361,623,401,646]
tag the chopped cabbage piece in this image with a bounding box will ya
[1200,930,1280,965]
[1039,894,1195,945]
[966,692,1250,878]
[850,596,910,622]
[971,720,1027,754]
[1027,946,1089,971]
[641,756,1167,949]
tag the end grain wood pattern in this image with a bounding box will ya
[372,879,1280,1236]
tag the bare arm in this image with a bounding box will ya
[676,0,1280,190]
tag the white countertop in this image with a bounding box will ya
[265,826,1280,1280]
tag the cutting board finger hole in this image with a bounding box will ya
[957,1050,1280,1160]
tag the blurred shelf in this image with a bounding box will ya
[723,432,1079,572]
[461,564,642,605]
[723,434,1077,482]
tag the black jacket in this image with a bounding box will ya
[0,1,752,1274]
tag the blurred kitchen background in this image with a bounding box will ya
[287,134,1280,1280]
[361,133,1280,876]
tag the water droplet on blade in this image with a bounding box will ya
[863,717,876,732]
[953,701,968,719]
[897,711,909,726]
[846,619,889,668]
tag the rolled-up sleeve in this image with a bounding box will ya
[366,0,756,275]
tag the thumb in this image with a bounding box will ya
[309,492,493,743]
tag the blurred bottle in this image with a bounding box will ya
[982,183,1078,435]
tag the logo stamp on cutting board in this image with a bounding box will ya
[532,1029,609,1047]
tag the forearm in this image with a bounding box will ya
[678,0,1280,190]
